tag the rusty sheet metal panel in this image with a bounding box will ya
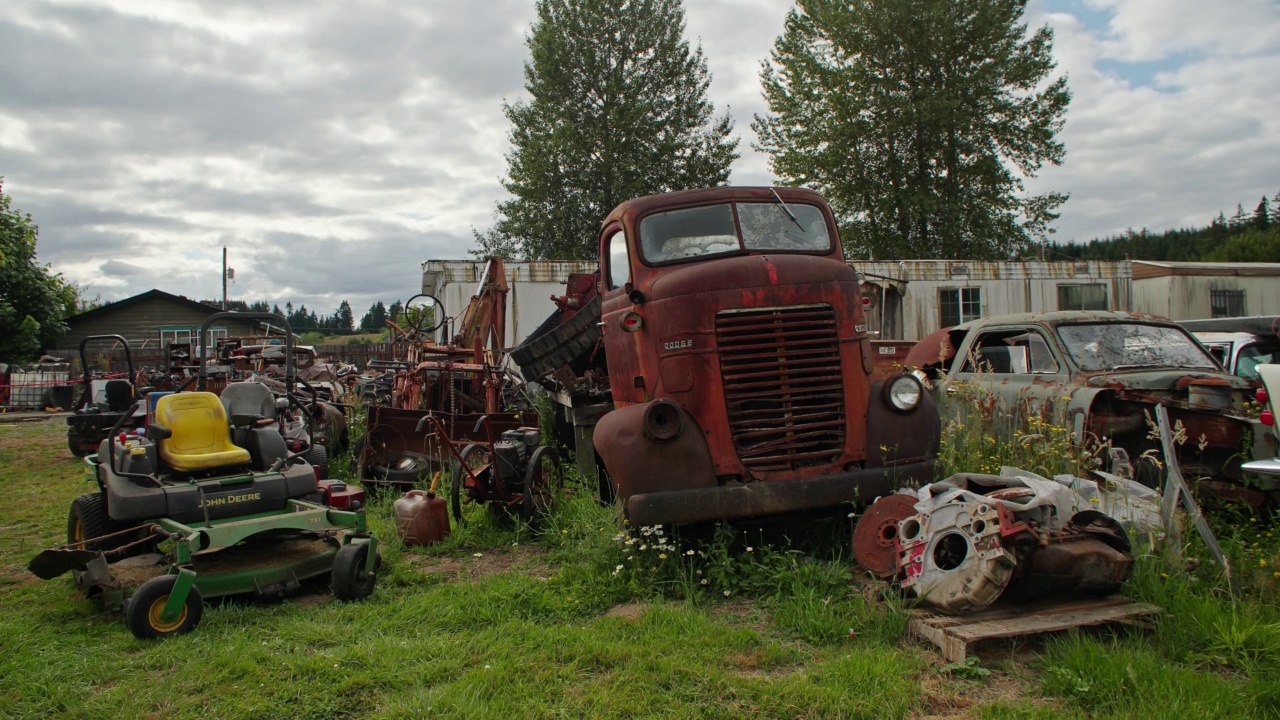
[360,406,535,470]
[869,340,917,379]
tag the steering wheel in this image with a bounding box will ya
[403,294,446,334]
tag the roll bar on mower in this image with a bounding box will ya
[76,334,135,410]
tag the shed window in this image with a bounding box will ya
[1210,289,1245,318]
[939,288,981,327]
[1058,284,1108,311]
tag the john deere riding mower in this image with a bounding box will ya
[30,313,377,639]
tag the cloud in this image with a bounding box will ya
[1,0,1278,317]
[1024,0,1280,241]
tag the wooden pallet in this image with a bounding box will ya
[908,595,1162,663]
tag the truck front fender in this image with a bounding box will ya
[594,400,717,502]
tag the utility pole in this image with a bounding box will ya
[222,246,228,310]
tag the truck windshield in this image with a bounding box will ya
[639,201,832,264]
[1056,323,1218,372]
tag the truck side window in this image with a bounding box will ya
[607,230,630,290]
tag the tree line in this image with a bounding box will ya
[203,299,404,334]
[1054,195,1280,263]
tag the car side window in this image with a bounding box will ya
[962,330,1058,374]
[606,230,629,290]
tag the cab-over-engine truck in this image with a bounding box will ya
[541,187,940,526]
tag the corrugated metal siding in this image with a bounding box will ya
[852,261,1133,340]
[1144,275,1280,320]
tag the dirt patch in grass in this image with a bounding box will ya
[911,657,1056,720]
[0,563,39,587]
[406,544,553,581]
[604,602,646,621]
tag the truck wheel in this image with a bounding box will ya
[509,296,602,380]
[332,543,378,601]
[126,575,203,639]
[596,454,617,506]
[68,493,130,552]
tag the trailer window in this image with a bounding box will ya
[606,230,630,290]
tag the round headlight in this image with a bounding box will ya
[885,374,923,412]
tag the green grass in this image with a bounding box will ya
[1,418,1278,718]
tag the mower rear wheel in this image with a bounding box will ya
[126,575,203,639]
[450,444,491,523]
[520,446,562,523]
[68,493,130,552]
[303,444,329,480]
[67,430,94,458]
[332,542,378,601]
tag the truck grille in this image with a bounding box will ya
[716,304,844,472]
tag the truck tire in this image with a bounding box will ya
[509,296,602,381]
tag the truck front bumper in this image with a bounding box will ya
[624,460,935,526]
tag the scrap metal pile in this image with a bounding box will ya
[855,469,1161,614]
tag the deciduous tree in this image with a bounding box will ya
[753,0,1070,260]
[0,181,78,361]
[478,0,739,260]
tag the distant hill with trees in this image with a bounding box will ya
[1054,194,1280,263]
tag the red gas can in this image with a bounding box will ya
[394,490,451,546]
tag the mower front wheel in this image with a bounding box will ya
[126,575,203,639]
[332,542,378,601]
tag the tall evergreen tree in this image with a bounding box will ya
[477,0,739,260]
[753,0,1070,260]
[334,300,354,331]
[360,301,388,332]
[1254,197,1271,231]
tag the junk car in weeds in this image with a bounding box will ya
[905,311,1277,506]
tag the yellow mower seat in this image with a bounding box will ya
[154,392,251,472]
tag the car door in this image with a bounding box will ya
[945,326,1070,431]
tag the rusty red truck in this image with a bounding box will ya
[514,187,940,526]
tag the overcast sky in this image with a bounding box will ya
[2,0,1278,315]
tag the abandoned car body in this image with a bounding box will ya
[904,311,1277,505]
[590,187,940,526]
[1180,315,1280,384]
[1241,364,1280,478]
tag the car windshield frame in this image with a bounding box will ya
[637,200,834,266]
[1056,322,1220,373]
[1236,338,1280,381]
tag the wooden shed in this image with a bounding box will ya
[53,290,262,356]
